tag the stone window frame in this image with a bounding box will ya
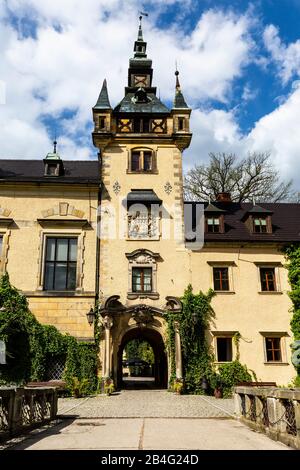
[254,262,283,294]
[207,261,236,294]
[37,230,86,294]
[211,331,238,364]
[260,332,289,365]
[127,147,158,174]
[126,249,160,300]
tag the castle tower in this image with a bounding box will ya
[92,17,192,388]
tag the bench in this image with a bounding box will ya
[26,380,66,391]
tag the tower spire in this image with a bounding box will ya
[134,13,148,58]
[94,79,111,110]
[173,69,189,109]
[138,15,144,41]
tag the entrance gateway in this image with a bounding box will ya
[99,296,183,389]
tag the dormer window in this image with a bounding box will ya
[45,163,59,176]
[206,216,220,233]
[43,143,64,177]
[254,217,268,233]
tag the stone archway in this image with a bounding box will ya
[116,327,168,390]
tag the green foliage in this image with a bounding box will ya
[217,361,252,398]
[125,339,154,365]
[103,377,115,395]
[0,273,98,394]
[166,285,216,394]
[68,377,89,398]
[283,244,300,379]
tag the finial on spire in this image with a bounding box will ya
[175,69,180,90]
[53,139,57,154]
[137,11,148,42]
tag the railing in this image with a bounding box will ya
[235,386,300,449]
[0,387,57,442]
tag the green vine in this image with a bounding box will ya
[283,244,300,379]
[0,273,99,394]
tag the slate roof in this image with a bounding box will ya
[173,89,189,109]
[0,160,100,185]
[185,201,300,243]
[114,93,170,114]
[94,79,111,110]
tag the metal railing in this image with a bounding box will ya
[235,386,300,449]
[0,387,57,441]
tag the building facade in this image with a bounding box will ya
[0,21,299,386]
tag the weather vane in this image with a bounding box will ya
[139,11,149,22]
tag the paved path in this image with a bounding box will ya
[11,390,290,450]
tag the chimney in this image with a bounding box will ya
[216,192,232,203]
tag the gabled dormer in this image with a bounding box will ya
[204,202,226,234]
[43,141,64,177]
[243,204,273,234]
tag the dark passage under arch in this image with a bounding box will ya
[117,328,168,390]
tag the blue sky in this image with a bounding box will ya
[1,0,300,187]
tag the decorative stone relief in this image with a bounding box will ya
[164,181,173,195]
[132,305,154,326]
[41,203,85,219]
[113,181,121,195]
[0,207,12,217]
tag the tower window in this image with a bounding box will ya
[132,267,152,293]
[133,117,150,132]
[130,150,154,172]
[178,117,185,131]
[99,117,106,130]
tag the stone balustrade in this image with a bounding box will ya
[0,387,57,442]
[234,386,300,449]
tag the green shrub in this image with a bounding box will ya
[68,377,90,398]
[218,361,252,397]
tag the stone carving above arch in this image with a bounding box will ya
[104,295,126,312]
[165,296,183,313]
[41,202,85,219]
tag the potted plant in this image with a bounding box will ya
[210,374,223,398]
[172,378,184,395]
[104,377,115,396]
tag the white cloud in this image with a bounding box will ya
[0,1,253,159]
[264,24,300,83]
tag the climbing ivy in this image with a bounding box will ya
[283,244,300,378]
[166,285,216,394]
[0,272,99,394]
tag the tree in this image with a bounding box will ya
[184,152,295,202]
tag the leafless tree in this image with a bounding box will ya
[184,152,295,202]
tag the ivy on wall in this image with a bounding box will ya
[166,285,216,394]
[0,273,99,394]
[283,244,300,380]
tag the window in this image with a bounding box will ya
[132,267,152,293]
[130,150,153,172]
[178,117,185,131]
[216,337,233,362]
[133,117,150,133]
[265,337,282,362]
[0,236,3,256]
[99,117,106,130]
[206,216,220,233]
[213,267,229,291]
[44,237,78,291]
[254,217,267,233]
[260,267,276,291]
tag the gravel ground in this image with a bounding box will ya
[58,390,235,418]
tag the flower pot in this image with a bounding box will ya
[214,387,223,399]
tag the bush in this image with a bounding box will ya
[68,377,89,398]
[217,361,252,397]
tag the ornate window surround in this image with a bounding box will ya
[126,249,160,300]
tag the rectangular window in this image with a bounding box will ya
[216,337,233,362]
[213,267,229,291]
[260,267,276,291]
[132,267,152,293]
[206,217,220,233]
[99,117,106,130]
[130,150,153,172]
[178,117,185,131]
[265,337,282,362]
[133,118,150,133]
[254,217,267,233]
[143,152,152,171]
[44,237,78,291]
[131,152,141,171]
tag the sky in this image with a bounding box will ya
[1,0,300,188]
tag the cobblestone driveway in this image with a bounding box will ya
[58,390,235,418]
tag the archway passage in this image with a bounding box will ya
[117,328,168,390]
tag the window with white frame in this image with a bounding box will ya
[256,263,281,293]
[208,262,235,292]
[126,249,159,299]
[44,237,78,291]
[260,332,287,363]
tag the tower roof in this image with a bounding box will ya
[173,70,189,109]
[94,79,111,110]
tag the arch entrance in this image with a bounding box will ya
[117,327,168,390]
